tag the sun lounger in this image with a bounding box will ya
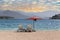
[17,24,36,32]
[26,24,36,32]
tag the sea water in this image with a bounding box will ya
[0,19,60,31]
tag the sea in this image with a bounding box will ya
[0,19,60,31]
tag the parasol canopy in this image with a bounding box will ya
[27,16,41,21]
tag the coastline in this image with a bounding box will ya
[0,30,60,40]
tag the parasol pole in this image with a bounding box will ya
[33,19,37,30]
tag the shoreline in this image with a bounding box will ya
[0,29,60,32]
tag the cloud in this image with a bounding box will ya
[0,0,60,12]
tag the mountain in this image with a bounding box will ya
[0,10,60,19]
[0,10,28,19]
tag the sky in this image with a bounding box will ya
[0,0,60,12]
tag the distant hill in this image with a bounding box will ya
[0,10,28,19]
[51,14,60,19]
[21,10,60,19]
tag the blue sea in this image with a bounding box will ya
[0,19,60,31]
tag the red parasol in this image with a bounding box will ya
[26,16,42,29]
[27,16,41,21]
